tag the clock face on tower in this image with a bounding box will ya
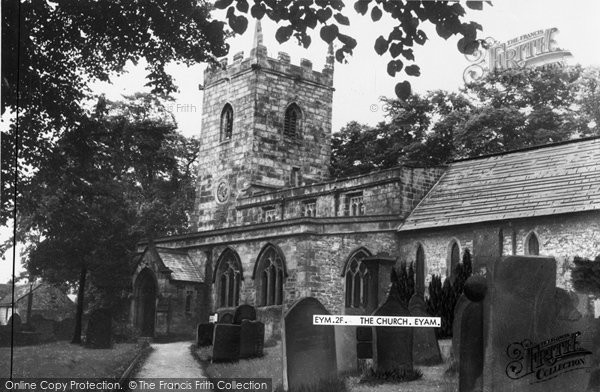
[215,179,231,204]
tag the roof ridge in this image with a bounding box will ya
[451,136,600,163]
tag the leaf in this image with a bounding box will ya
[387,60,403,77]
[214,0,234,9]
[301,34,311,48]
[354,0,370,15]
[395,81,412,100]
[402,48,414,61]
[275,25,294,43]
[405,65,421,77]
[466,1,483,10]
[374,35,388,56]
[338,33,357,50]
[414,30,427,45]
[229,15,248,35]
[371,6,382,22]
[334,13,350,25]
[389,43,403,58]
[436,23,453,40]
[457,37,479,55]
[236,0,249,13]
[250,4,266,19]
[320,24,339,44]
[316,8,333,23]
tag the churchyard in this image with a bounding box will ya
[192,252,600,392]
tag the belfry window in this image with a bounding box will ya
[256,245,286,306]
[283,103,301,138]
[344,192,365,216]
[220,104,233,141]
[345,249,371,308]
[215,248,242,308]
[526,232,540,256]
[185,290,193,313]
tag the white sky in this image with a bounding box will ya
[1,0,600,283]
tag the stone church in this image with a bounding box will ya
[131,22,600,339]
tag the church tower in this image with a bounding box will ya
[192,21,335,230]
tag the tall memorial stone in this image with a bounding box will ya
[283,297,337,391]
[239,320,264,359]
[212,324,241,362]
[197,323,214,347]
[85,308,112,348]
[458,277,486,392]
[372,294,413,373]
[409,294,442,365]
[484,256,593,392]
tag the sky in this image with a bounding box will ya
[2,0,600,284]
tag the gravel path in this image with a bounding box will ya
[135,341,206,380]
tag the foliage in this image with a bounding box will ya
[331,66,600,177]
[21,94,198,341]
[1,0,227,226]
[426,250,472,338]
[571,255,600,295]
[391,261,415,307]
[217,0,488,99]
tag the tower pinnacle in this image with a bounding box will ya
[250,19,267,59]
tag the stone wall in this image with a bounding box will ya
[397,211,600,291]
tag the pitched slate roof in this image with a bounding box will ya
[399,137,600,231]
[156,247,203,283]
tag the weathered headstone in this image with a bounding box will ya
[197,323,214,347]
[485,256,593,392]
[457,279,485,392]
[233,304,257,324]
[85,308,112,348]
[239,320,264,359]
[212,324,241,362]
[452,294,470,365]
[409,294,442,365]
[372,296,413,373]
[283,297,337,391]
[219,312,234,324]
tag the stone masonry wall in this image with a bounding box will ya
[397,211,600,292]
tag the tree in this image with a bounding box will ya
[331,65,600,177]
[23,94,198,343]
[217,0,489,99]
[1,0,228,226]
[572,255,600,295]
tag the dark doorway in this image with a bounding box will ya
[135,269,157,337]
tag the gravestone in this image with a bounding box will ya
[409,294,442,365]
[219,312,234,324]
[85,308,112,348]
[356,326,373,359]
[197,323,214,347]
[372,296,413,373]
[239,320,264,359]
[283,297,337,391]
[452,294,470,365]
[233,304,257,324]
[457,279,486,392]
[485,256,593,392]
[335,325,358,373]
[212,324,241,362]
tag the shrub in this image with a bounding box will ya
[394,261,415,307]
[572,255,600,295]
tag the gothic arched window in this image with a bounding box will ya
[344,248,372,308]
[415,244,425,295]
[220,104,233,141]
[449,241,460,278]
[526,232,540,256]
[255,245,286,306]
[283,103,301,138]
[215,248,242,308]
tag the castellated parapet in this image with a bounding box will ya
[192,21,335,231]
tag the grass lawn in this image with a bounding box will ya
[0,341,143,378]
[193,342,458,392]
[194,342,283,389]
